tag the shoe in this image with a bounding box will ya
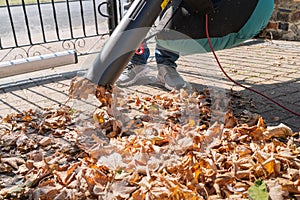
[116,63,150,86]
[157,64,186,90]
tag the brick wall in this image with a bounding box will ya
[259,0,300,41]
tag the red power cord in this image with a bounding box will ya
[205,14,300,117]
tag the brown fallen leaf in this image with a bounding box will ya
[266,179,288,200]
[1,157,25,169]
[68,76,97,100]
[264,123,293,139]
[1,86,300,200]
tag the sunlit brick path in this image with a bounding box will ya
[0,39,299,131]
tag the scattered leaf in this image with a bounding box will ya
[248,179,269,200]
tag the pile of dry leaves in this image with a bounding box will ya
[0,82,299,200]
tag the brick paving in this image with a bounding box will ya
[0,39,299,131]
[216,40,300,131]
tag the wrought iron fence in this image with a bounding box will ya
[0,0,125,61]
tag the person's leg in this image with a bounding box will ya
[116,0,152,86]
[155,44,179,67]
[154,0,272,91]
[130,44,150,65]
[116,43,151,86]
[155,44,186,90]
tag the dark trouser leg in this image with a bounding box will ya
[155,44,179,67]
[130,44,150,65]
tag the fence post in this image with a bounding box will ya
[107,0,119,34]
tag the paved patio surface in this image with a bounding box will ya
[0,39,299,131]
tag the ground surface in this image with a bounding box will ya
[0,39,300,199]
[0,39,299,131]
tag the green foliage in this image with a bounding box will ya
[248,179,269,200]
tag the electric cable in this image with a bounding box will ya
[134,3,299,117]
[205,14,300,117]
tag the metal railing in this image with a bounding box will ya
[0,0,125,61]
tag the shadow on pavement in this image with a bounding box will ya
[189,78,300,132]
[237,78,300,132]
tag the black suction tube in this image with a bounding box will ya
[86,0,169,86]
